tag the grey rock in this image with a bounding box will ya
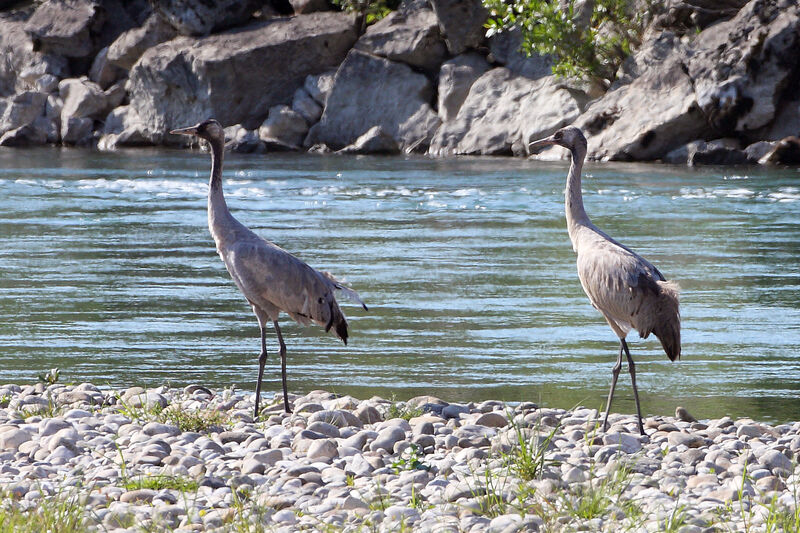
[430,0,487,55]
[760,136,800,165]
[307,421,341,438]
[89,47,124,90]
[442,403,470,419]
[307,409,363,429]
[128,12,356,136]
[304,70,337,106]
[602,432,643,454]
[142,422,180,437]
[736,424,764,438]
[474,412,508,429]
[0,118,51,146]
[291,88,322,125]
[25,0,136,59]
[759,449,792,473]
[577,0,800,161]
[430,68,583,156]
[306,438,339,462]
[0,91,47,138]
[437,53,490,123]
[152,0,263,36]
[667,432,706,448]
[61,116,93,145]
[25,0,101,58]
[744,141,777,163]
[0,429,32,451]
[258,105,307,149]
[369,426,407,453]
[0,14,68,97]
[59,78,108,121]
[307,50,440,152]
[355,6,447,72]
[291,0,330,15]
[107,13,178,70]
[339,126,401,155]
[120,488,157,503]
[355,404,382,425]
[34,74,61,94]
[487,28,553,80]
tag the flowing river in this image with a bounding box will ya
[0,148,798,422]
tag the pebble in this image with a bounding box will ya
[0,383,796,532]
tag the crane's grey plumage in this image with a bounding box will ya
[530,126,680,435]
[171,119,367,417]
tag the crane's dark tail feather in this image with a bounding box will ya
[653,280,681,361]
[324,300,349,345]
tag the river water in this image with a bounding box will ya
[0,147,798,422]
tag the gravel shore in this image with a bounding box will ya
[0,381,798,532]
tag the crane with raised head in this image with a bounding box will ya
[529,126,681,435]
[171,119,367,417]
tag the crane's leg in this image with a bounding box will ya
[254,326,268,420]
[622,339,645,435]
[273,320,290,413]
[601,343,624,432]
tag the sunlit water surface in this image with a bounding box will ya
[1,148,798,422]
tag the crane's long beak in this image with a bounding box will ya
[170,125,199,136]
[528,135,557,152]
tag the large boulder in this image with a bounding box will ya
[25,0,137,59]
[59,78,108,121]
[575,0,800,160]
[354,5,447,72]
[0,12,68,97]
[0,116,54,146]
[574,53,706,160]
[687,0,800,134]
[437,53,490,123]
[487,28,553,80]
[0,91,48,138]
[429,68,585,156]
[258,105,308,149]
[305,50,441,152]
[127,12,357,140]
[151,0,263,36]
[429,0,487,55]
[107,13,178,70]
[97,104,157,149]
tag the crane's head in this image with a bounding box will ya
[529,126,587,154]
[170,118,224,144]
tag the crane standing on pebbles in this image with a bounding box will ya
[171,119,367,418]
[529,126,681,435]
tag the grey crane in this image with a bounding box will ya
[529,126,680,435]
[171,118,367,417]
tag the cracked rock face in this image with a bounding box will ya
[576,0,800,161]
[127,12,357,137]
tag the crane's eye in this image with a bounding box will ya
[554,131,563,140]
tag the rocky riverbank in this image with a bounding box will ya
[0,0,798,165]
[1,381,799,532]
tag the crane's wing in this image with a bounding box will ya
[221,237,355,340]
[576,239,675,340]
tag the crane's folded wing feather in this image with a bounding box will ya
[222,238,344,330]
[576,241,672,338]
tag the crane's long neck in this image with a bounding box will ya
[565,144,592,245]
[207,137,234,244]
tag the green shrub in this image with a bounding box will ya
[484,0,651,89]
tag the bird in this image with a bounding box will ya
[529,126,680,435]
[170,118,367,417]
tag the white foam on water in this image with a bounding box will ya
[451,188,482,197]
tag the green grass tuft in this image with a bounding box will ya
[117,396,230,433]
[0,490,88,533]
